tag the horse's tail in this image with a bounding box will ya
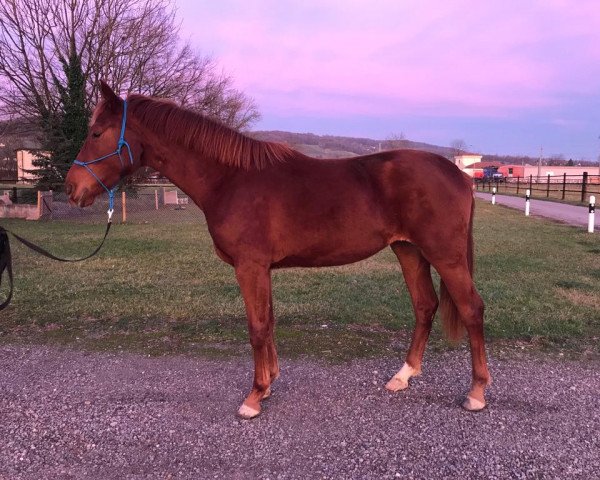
[439,197,474,342]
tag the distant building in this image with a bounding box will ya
[453,156,597,181]
[453,154,485,177]
[16,148,42,182]
[498,165,595,179]
[453,154,483,171]
[0,134,42,183]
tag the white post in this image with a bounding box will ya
[492,187,496,205]
[525,189,530,216]
[589,195,596,233]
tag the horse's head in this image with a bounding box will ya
[65,81,143,207]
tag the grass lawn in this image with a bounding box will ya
[1,200,598,360]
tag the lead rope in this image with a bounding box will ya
[0,206,113,311]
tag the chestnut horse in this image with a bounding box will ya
[65,82,491,418]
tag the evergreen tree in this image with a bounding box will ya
[31,44,89,190]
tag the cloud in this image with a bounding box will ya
[183,0,600,119]
[178,0,600,157]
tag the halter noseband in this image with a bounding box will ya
[73,100,134,221]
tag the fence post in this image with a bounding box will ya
[546,174,551,198]
[581,172,588,203]
[529,174,533,195]
[154,189,159,210]
[36,190,42,218]
[562,173,566,200]
[516,176,520,195]
[588,195,596,233]
[122,191,127,223]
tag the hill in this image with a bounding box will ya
[251,130,599,167]
[250,130,456,159]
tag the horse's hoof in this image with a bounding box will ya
[263,387,272,399]
[462,396,486,411]
[386,362,417,392]
[385,376,409,392]
[238,403,260,419]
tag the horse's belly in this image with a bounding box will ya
[271,236,388,268]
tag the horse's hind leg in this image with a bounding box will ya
[434,261,491,411]
[263,302,279,399]
[386,242,439,392]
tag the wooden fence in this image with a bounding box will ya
[0,185,199,224]
[474,173,600,204]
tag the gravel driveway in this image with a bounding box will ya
[0,345,598,479]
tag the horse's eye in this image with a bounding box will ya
[92,131,102,138]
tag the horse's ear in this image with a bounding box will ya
[99,80,121,110]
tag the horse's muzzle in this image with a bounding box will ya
[67,185,94,208]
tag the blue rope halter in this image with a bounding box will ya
[73,100,133,221]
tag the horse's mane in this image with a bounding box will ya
[127,94,293,170]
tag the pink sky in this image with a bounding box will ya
[177,0,600,159]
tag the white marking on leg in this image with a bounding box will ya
[385,362,417,392]
[238,403,260,419]
[462,396,486,411]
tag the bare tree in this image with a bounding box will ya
[0,126,19,180]
[450,139,468,157]
[0,0,259,131]
[382,132,409,150]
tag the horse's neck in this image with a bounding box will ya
[142,140,231,209]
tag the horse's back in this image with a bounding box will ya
[357,149,471,200]
[271,149,474,261]
[368,149,474,251]
[355,149,474,244]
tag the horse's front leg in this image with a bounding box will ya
[235,261,275,419]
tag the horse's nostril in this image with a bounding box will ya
[65,183,73,196]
